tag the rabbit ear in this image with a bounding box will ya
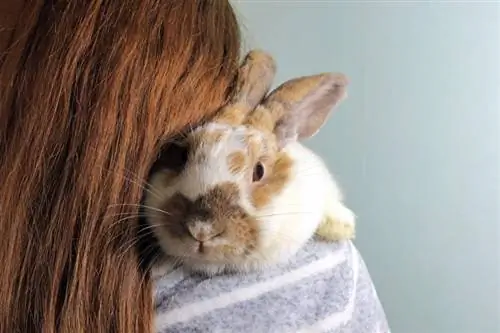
[263,73,349,147]
[213,49,276,125]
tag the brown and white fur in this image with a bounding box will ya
[145,50,355,276]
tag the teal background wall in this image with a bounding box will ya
[232,2,499,332]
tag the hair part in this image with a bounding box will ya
[0,1,241,332]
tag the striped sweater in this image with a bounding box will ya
[154,239,390,333]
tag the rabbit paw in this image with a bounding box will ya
[316,204,356,241]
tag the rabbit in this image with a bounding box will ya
[145,50,356,277]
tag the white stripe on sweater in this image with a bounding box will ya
[295,242,360,333]
[155,250,347,331]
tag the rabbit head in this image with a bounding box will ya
[145,50,349,274]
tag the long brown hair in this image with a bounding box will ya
[0,1,241,332]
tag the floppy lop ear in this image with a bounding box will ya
[263,73,349,147]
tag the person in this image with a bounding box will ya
[0,1,241,332]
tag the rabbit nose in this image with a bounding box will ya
[186,221,223,242]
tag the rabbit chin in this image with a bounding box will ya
[151,249,296,278]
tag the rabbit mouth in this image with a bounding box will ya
[156,235,252,267]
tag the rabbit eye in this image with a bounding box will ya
[252,162,265,182]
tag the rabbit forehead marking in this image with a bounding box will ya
[227,151,247,175]
[191,122,268,175]
[199,122,264,142]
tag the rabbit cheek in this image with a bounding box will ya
[204,213,258,259]
[228,215,259,256]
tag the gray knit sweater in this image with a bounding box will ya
[154,239,390,333]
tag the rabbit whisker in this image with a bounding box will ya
[108,203,172,216]
[93,163,164,200]
[106,215,148,230]
[257,211,316,219]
